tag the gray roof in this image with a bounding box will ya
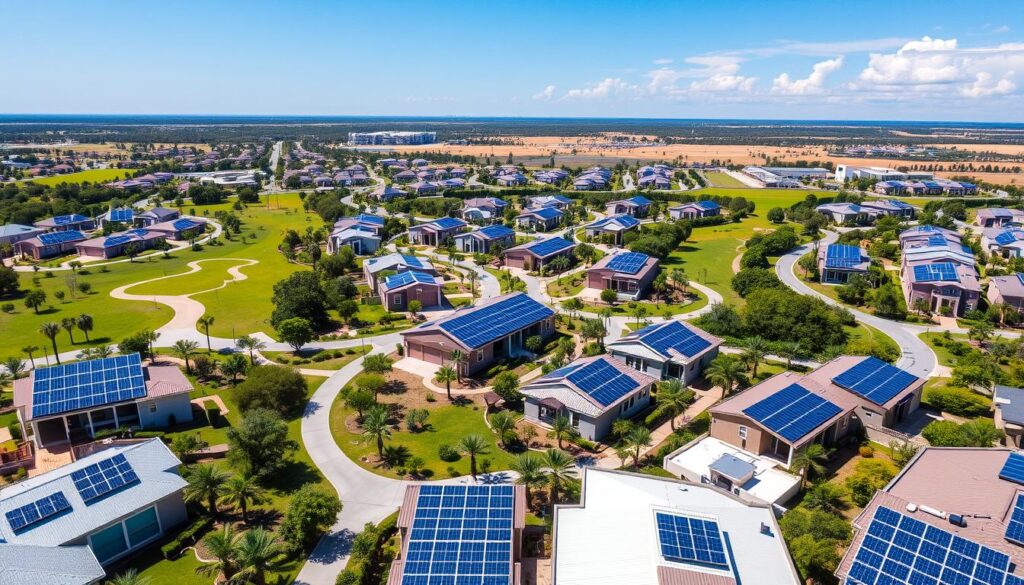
[0,224,41,238]
[709,453,756,481]
[0,439,185,547]
[0,544,104,585]
[995,385,1024,426]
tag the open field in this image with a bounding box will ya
[24,168,133,186]
[703,171,749,188]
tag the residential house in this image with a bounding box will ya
[534,169,569,184]
[372,184,407,202]
[327,228,381,255]
[363,253,436,295]
[815,202,870,224]
[400,292,555,376]
[605,195,652,218]
[503,237,575,272]
[520,355,657,441]
[0,223,43,255]
[75,229,165,259]
[34,214,95,233]
[977,208,1024,228]
[145,218,206,241]
[668,200,721,220]
[583,214,639,245]
[552,468,800,585]
[98,208,134,227]
[454,224,516,254]
[988,274,1024,312]
[585,251,660,300]
[379,270,445,312]
[13,353,194,449]
[515,206,563,231]
[393,169,417,183]
[860,199,916,219]
[903,261,981,315]
[386,483,525,585]
[408,217,467,246]
[496,172,527,187]
[134,207,180,227]
[14,230,88,260]
[528,194,573,210]
[607,320,722,384]
[0,439,188,575]
[817,243,871,284]
[332,214,386,236]
[636,165,674,189]
[573,167,612,191]
[408,180,437,195]
[994,385,1024,447]
[460,197,507,224]
[983,227,1024,258]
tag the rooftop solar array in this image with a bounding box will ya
[479,225,514,239]
[999,452,1024,486]
[614,214,641,227]
[655,511,729,569]
[559,358,639,406]
[887,199,913,209]
[398,254,424,267]
[912,263,959,283]
[104,234,132,248]
[527,237,573,258]
[927,234,949,247]
[696,200,720,210]
[53,214,87,225]
[1018,273,1024,287]
[31,353,147,418]
[606,252,649,274]
[385,271,435,289]
[995,231,1024,246]
[629,196,652,205]
[71,453,140,503]
[529,206,562,220]
[172,218,202,231]
[37,230,86,246]
[825,244,864,269]
[742,383,843,442]
[401,484,514,585]
[832,356,919,406]
[356,213,385,225]
[637,321,712,358]
[1006,494,1024,546]
[438,293,554,349]
[5,492,71,532]
[846,506,1022,585]
[109,208,133,222]
[431,217,466,230]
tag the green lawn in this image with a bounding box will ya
[919,332,970,367]
[24,168,133,186]
[263,345,370,370]
[546,271,586,298]
[703,171,748,189]
[579,290,708,319]
[125,258,260,297]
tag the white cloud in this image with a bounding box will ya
[772,57,844,95]
[532,85,556,101]
[960,71,1016,97]
[653,58,673,65]
[689,74,757,93]
[727,37,908,58]
[563,78,639,100]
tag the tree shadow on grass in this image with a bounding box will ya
[267,459,321,495]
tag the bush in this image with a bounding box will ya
[926,386,991,417]
[160,516,214,560]
[845,459,897,506]
[858,445,874,458]
[234,365,309,417]
[438,444,460,462]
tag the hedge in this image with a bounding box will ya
[335,512,399,585]
[925,386,991,418]
[160,516,214,560]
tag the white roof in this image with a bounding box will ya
[665,436,802,506]
[553,468,799,585]
[0,544,104,585]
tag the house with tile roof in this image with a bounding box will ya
[502,237,575,272]
[607,320,722,384]
[817,243,871,284]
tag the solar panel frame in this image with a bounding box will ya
[31,353,147,418]
[912,263,959,283]
[654,511,729,569]
[438,294,554,349]
[109,208,133,223]
[742,383,843,443]
[638,321,712,358]
[1000,452,1024,485]
[5,492,71,532]
[606,252,649,275]
[70,453,140,503]
[564,358,640,406]
[832,357,919,406]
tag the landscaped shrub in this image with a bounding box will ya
[926,386,990,417]
[438,444,460,462]
[845,459,897,507]
[160,516,214,560]
[7,423,21,442]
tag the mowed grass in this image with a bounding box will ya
[703,171,749,189]
[125,258,260,297]
[24,168,133,186]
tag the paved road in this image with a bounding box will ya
[774,230,938,379]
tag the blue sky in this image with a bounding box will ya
[3,0,1024,121]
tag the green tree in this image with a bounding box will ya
[21,345,38,368]
[171,339,199,375]
[39,322,61,364]
[541,448,577,516]
[788,533,842,584]
[803,482,848,514]
[105,569,151,585]
[220,353,249,383]
[791,443,829,488]
[280,484,342,553]
[511,453,545,508]
[278,317,314,352]
[618,425,652,469]
[547,414,576,448]
[363,353,394,379]
[197,315,215,351]
[171,433,208,461]
[459,434,490,481]
[196,525,241,582]
[561,297,583,321]
[600,288,618,305]
[234,527,286,585]
[740,336,770,377]
[59,317,77,345]
[221,474,268,524]
[492,371,521,402]
[271,271,331,329]
[434,365,457,401]
[184,464,230,517]
[490,410,521,448]
[362,406,392,458]
[408,299,422,316]
[236,334,266,365]
[24,289,46,314]
[234,365,308,416]
[705,355,747,395]
[227,409,298,481]
[344,388,376,420]
[653,379,694,431]
[76,314,94,342]
[845,459,897,506]
[767,207,785,223]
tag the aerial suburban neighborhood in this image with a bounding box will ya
[4,2,1024,585]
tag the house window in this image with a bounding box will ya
[89,522,129,564]
[569,411,580,428]
[124,506,161,548]
[738,426,748,439]
[476,351,483,362]
[148,402,157,414]
[393,294,403,306]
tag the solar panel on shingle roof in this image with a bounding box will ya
[912,263,959,283]
[70,453,140,503]
[31,353,147,418]
[530,207,562,220]
[606,252,649,274]
[432,217,465,230]
[5,492,71,533]
[742,383,843,442]
[832,356,919,406]
[563,358,639,406]
[1006,493,1024,546]
[384,271,435,289]
[355,214,385,225]
[438,294,553,349]
[37,231,85,246]
[399,254,424,267]
[526,237,573,258]
[636,321,712,359]
[655,511,729,568]
[824,244,863,269]
[103,234,132,248]
[479,225,514,239]
[109,209,133,223]
[172,218,201,231]
[1000,452,1024,486]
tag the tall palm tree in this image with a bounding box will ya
[105,569,151,585]
[3,358,25,380]
[653,380,693,431]
[60,317,77,345]
[362,406,392,459]
[541,449,577,516]
[459,434,490,481]
[39,322,61,364]
[620,426,652,469]
[489,410,521,448]
[184,464,230,517]
[448,350,464,381]
[705,355,747,396]
[236,334,266,365]
[196,525,241,582]
[171,339,200,375]
[76,313,94,342]
[777,341,802,370]
[21,345,39,368]
[548,414,575,449]
[435,365,457,401]
[740,336,769,378]
[510,453,545,509]
[790,444,829,489]
[233,527,286,585]
[221,474,267,524]
[197,315,215,352]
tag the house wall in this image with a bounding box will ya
[138,393,194,429]
[989,287,1024,311]
[710,412,774,456]
[383,284,441,311]
[504,250,530,270]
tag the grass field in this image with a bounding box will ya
[24,168,133,186]
[579,290,708,319]
[703,171,749,189]
[124,258,260,297]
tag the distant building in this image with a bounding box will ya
[743,165,829,186]
[460,197,507,224]
[134,207,180,227]
[815,202,869,224]
[572,167,612,191]
[34,214,95,233]
[987,274,1024,312]
[372,184,407,202]
[994,385,1024,447]
[668,200,721,220]
[978,208,1024,228]
[527,194,573,210]
[15,230,88,260]
[145,218,206,241]
[75,229,165,259]
[899,226,980,316]
[983,227,1024,259]
[859,198,916,219]
[407,217,467,246]
[503,237,575,272]
[607,320,721,384]
[348,131,436,145]
[817,243,871,284]
[585,251,660,300]
[605,195,652,218]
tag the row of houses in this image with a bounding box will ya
[815,199,916,224]
[743,166,830,187]
[392,166,468,183]
[874,178,978,196]
[15,218,206,260]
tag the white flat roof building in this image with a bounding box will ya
[553,467,800,585]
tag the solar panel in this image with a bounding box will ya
[530,207,562,220]
[638,321,712,358]
[606,252,649,274]
[5,492,71,532]
[825,244,863,269]
[697,200,720,210]
[630,196,652,205]
[1006,494,1024,546]
[109,208,133,223]
[995,231,1024,246]
[401,484,514,585]
[37,230,86,246]
[561,358,639,406]
[847,506,1015,585]
[742,383,843,442]
[172,218,201,231]
[912,263,959,283]
[432,217,466,230]
[385,271,435,289]
[31,353,147,418]
[832,356,919,406]
[527,237,573,258]
[355,214,385,225]
[615,214,640,227]
[927,234,949,247]
[53,214,86,226]
[103,234,132,247]
[479,225,514,239]
[655,511,729,568]
[71,453,140,503]
[438,293,554,349]
[400,254,424,268]
[1000,452,1024,486]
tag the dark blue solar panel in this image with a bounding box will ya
[912,263,959,283]
[432,217,466,230]
[355,214,385,225]
[109,208,133,222]
[655,511,729,568]
[638,321,712,358]
[385,271,435,289]
[399,254,424,268]
[172,218,201,231]
[104,234,132,247]
[53,214,87,225]
[742,383,843,442]
[5,492,71,532]
[696,200,720,210]
[564,358,639,406]
[1000,453,1024,486]
[825,244,864,269]
[70,453,139,503]
[832,357,919,406]
[526,237,574,258]
[37,230,86,246]
[479,225,514,239]
[438,293,554,349]
[606,252,649,274]
[530,207,562,220]
[31,353,147,418]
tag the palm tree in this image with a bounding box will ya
[184,464,230,517]
[39,322,61,364]
[435,365,457,401]
[510,453,545,509]
[489,410,521,448]
[448,349,464,381]
[653,380,693,431]
[459,434,490,481]
[21,345,39,368]
[221,474,267,524]
[790,444,829,489]
[233,527,286,585]
[236,334,266,365]
[776,341,802,370]
[105,569,151,585]
[705,355,747,396]
[803,482,847,514]
[172,339,200,375]
[547,414,576,449]
[740,336,769,378]
[76,313,94,342]
[60,317,77,345]
[620,426,652,469]
[362,406,392,459]
[541,448,577,515]
[197,315,215,352]
[3,358,25,380]
[196,525,241,582]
